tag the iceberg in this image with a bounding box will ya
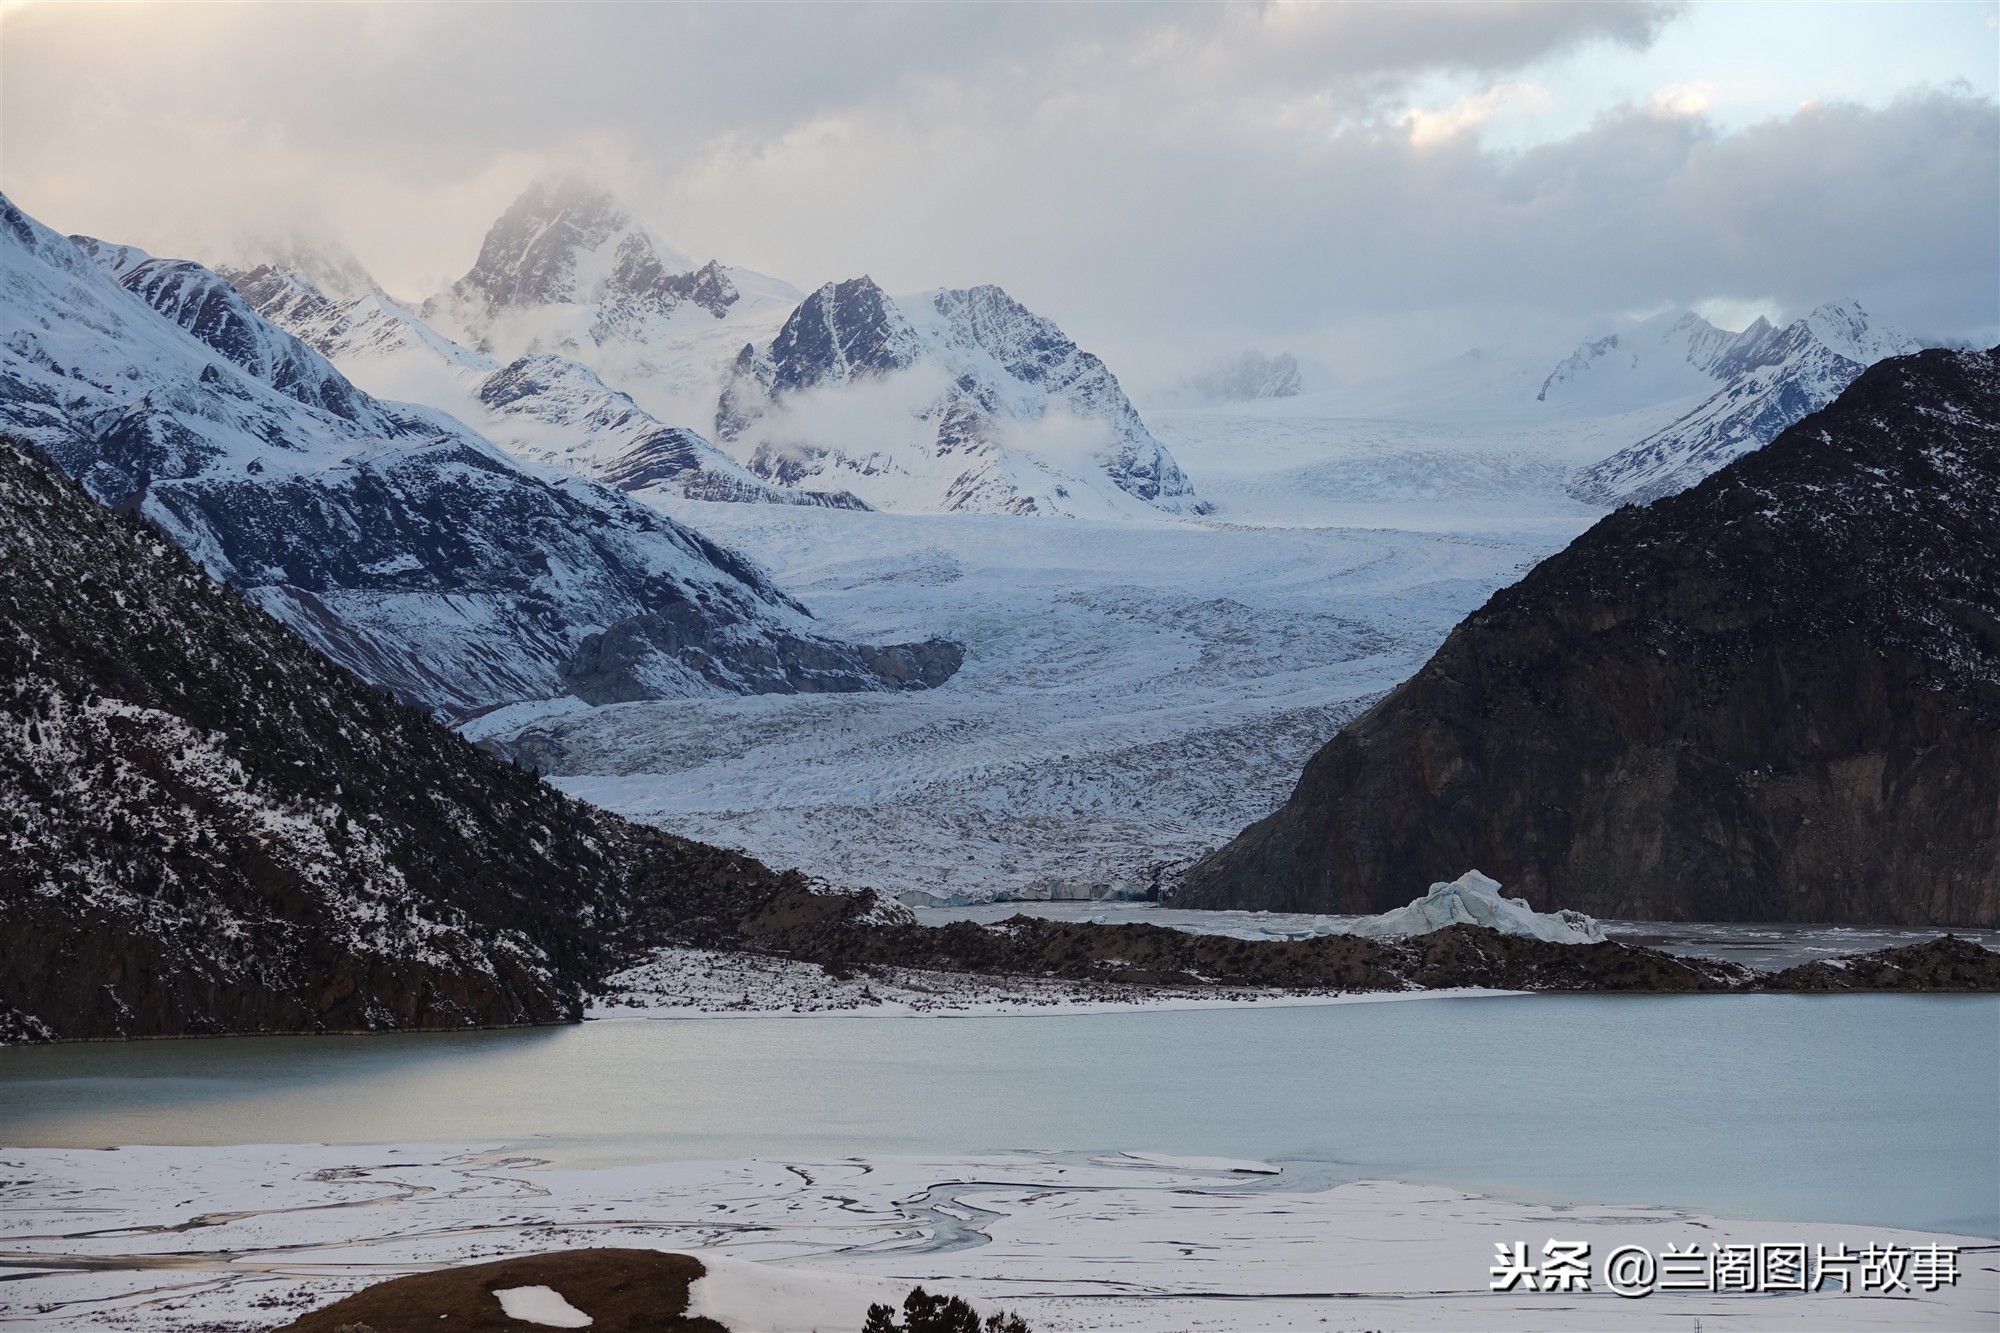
[1346,870,1606,945]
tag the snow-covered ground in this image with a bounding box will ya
[466,396,1666,897]
[3,1144,1989,1331]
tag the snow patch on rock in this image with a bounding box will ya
[493,1285,593,1328]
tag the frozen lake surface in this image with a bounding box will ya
[4,994,1993,1238]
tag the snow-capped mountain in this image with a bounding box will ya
[418,178,803,428]
[1537,310,1746,413]
[0,192,956,714]
[225,260,866,509]
[715,276,1208,517]
[1566,301,1921,505]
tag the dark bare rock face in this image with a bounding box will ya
[1175,347,2000,926]
[0,438,798,1041]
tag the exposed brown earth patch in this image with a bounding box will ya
[277,1249,723,1333]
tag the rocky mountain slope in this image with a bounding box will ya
[0,436,803,1042]
[715,276,1207,517]
[1173,347,2000,926]
[0,192,953,714]
[1564,301,1920,505]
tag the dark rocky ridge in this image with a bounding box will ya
[737,887,2000,994]
[1174,347,2000,925]
[559,605,963,705]
[0,437,797,1042]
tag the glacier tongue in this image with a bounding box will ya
[1342,870,1607,945]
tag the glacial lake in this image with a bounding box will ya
[2,994,1994,1238]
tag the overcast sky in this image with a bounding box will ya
[2,1,1994,383]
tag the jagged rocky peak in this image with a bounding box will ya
[1176,346,2000,928]
[220,262,347,341]
[451,176,668,313]
[430,175,746,336]
[714,276,1206,518]
[226,234,384,304]
[1803,297,1919,365]
[771,275,921,390]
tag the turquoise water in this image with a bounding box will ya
[2,993,1993,1236]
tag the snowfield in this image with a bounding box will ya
[2,1144,1988,1331]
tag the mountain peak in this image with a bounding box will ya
[448,177,692,316]
[766,276,919,392]
[1804,298,1919,366]
[67,234,155,279]
[1571,299,1934,506]
[1537,309,1738,408]
[715,276,1205,517]
[220,235,383,304]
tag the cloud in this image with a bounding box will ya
[1403,83,1555,148]
[1649,81,1716,118]
[1,0,1991,385]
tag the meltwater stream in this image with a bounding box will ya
[2,994,1994,1237]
